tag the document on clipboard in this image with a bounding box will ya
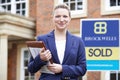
[26,41,54,74]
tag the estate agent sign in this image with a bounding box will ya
[81,19,120,71]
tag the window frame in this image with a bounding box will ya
[0,0,29,17]
[20,48,34,80]
[101,71,120,80]
[54,0,87,18]
[101,0,120,15]
[110,71,120,80]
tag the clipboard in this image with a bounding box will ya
[26,41,54,74]
[26,41,53,64]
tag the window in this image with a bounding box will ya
[55,0,87,18]
[0,0,28,16]
[110,71,120,80]
[63,0,83,11]
[102,71,120,80]
[21,48,35,80]
[107,0,120,10]
[110,0,120,7]
[101,0,120,15]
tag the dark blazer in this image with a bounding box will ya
[28,30,87,80]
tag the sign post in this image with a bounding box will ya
[81,19,120,71]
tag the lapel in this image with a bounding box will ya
[62,31,74,64]
[46,30,74,64]
[46,30,60,63]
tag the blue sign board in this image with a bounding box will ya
[81,19,120,71]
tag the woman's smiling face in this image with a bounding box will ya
[53,8,71,31]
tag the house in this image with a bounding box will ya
[0,0,120,80]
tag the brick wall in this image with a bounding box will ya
[88,0,120,18]
[8,44,17,80]
[35,0,54,35]
[87,72,101,80]
[88,0,101,18]
[29,0,37,19]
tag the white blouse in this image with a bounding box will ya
[55,40,66,64]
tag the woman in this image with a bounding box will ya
[28,3,87,80]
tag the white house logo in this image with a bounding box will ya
[83,20,117,42]
[94,22,107,34]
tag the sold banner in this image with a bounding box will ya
[81,19,120,70]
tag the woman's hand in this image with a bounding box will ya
[47,63,62,73]
[39,48,52,61]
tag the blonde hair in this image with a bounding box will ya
[53,3,71,17]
